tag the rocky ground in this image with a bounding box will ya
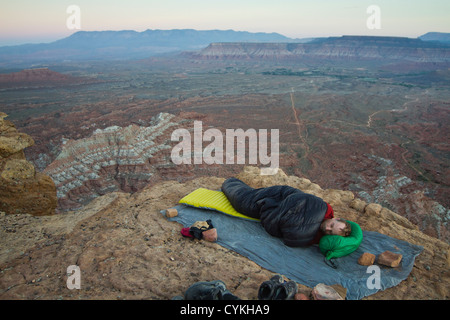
[0,166,448,300]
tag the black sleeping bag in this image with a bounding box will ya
[221,178,328,247]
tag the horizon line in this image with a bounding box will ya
[0,28,447,48]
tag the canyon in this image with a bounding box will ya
[0,31,449,301]
[0,34,448,245]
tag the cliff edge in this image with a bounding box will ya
[0,166,448,300]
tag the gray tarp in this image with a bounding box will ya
[165,204,423,300]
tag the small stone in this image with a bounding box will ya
[202,228,218,242]
[165,208,178,218]
[358,252,376,266]
[294,293,310,300]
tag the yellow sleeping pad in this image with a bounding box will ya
[179,188,260,222]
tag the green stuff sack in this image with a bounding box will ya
[319,220,363,260]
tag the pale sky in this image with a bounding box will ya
[0,0,449,46]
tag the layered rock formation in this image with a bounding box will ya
[43,113,185,210]
[0,166,448,300]
[0,112,57,216]
[190,36,450,62]
[350,154,449,242]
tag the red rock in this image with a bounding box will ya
[377,251,403,267]
[0,68,98,89]
[294,293,310,300]
[202,228,218,242]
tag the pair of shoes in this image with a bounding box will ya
[183,280,240,300]
[258,275,298,300]
[258,275,283,300]
[273,281,298,300]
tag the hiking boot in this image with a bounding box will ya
[257,274,284,300]
[272,280,298,300]
[184,280,226,300]
[219,290,241,300]
[184,280,240,300]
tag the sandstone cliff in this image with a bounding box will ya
[0,166,448,300]
[0,113,57,216]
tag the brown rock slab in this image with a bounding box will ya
[377,251,403,268]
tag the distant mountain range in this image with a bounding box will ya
[419,32,450,44]
[0,29,449,67]
[0,29,298,67]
